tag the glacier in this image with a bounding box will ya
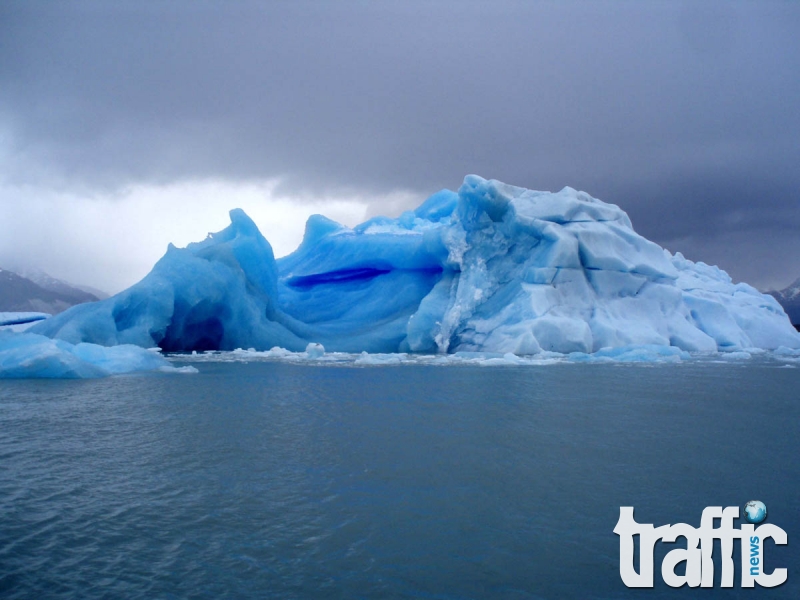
[30,175,800,356]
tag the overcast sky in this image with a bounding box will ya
[1,0,798,293]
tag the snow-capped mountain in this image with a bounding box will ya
[14,267,110,300]
[0,268,101,314]
[768,277,800,327]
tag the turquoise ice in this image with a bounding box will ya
[0,330,189,378]
[30,175,800,355]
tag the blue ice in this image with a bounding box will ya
[0,330,190,379]
[30,175,800,356]
[0,312,50,328]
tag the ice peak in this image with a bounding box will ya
[227,208,262,237]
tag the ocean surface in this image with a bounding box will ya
[1,359,798,599]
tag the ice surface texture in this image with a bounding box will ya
[32,175,800,354]
[0,312,50,327]
[0,330,184,378]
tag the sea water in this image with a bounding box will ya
[1,360,798,598]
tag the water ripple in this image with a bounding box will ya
[1,362,798,598]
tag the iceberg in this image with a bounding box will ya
[0,330,191,379]
[31,175,800,355]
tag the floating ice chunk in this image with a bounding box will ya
[305,343,325,359]
[174,346,800,367]
[0,330,187,379]
[354,351,405,365]
[165,365,199,374]
[477,352,526,366]
[719,351,752,360]
[774,346,800,356]
[167,345,800,368]
[30,175,800,355]
[267,346,296,358]
[568,345,690,363]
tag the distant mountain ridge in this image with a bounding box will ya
[767,277,800,330]
[14,266,109,300]
[0,268,101,314]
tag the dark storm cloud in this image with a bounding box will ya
[1,0,799,288]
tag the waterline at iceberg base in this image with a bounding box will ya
[29,175,800,357]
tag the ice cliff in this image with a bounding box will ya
[31,175,800,354]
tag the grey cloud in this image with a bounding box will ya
[1,0,799,289]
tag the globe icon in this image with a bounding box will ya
[744,500,767,524]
